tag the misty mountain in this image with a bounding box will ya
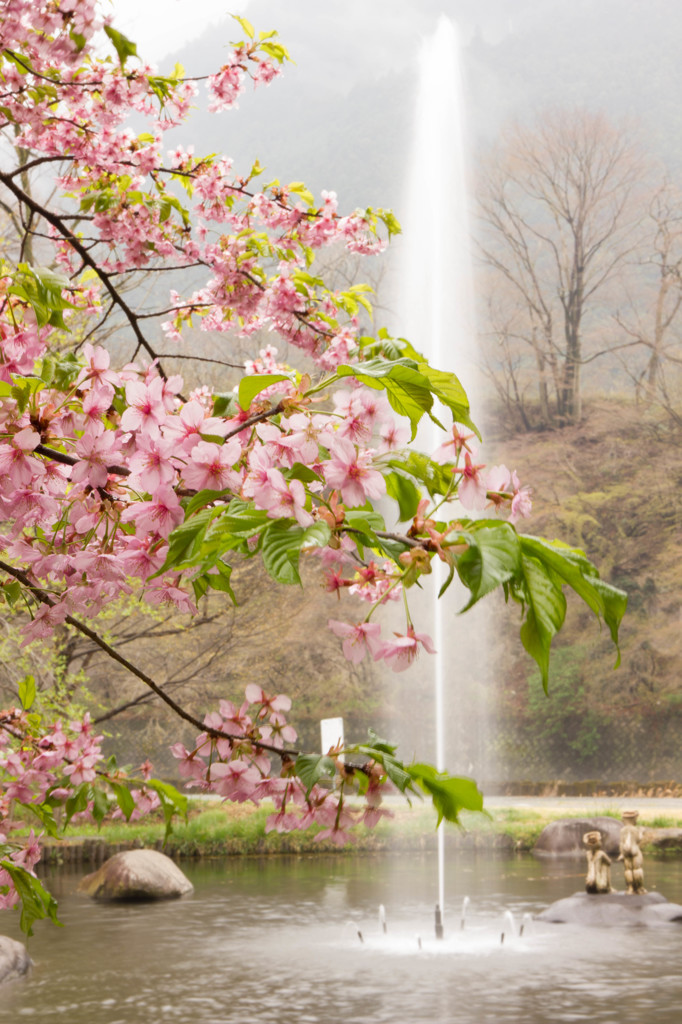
[159,0,682,216]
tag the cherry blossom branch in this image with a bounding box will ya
[223,400,286,440]
[34,443,129,476]
[0,559,305,761]
[0,170,168,376]
[152,352,245,369]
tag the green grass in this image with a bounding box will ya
[30,799,682,860]
[646,816,676,829]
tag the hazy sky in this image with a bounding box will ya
[107,0,249,64]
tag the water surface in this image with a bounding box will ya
[1,852,682,1023]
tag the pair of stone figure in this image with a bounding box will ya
[584,810,646,895]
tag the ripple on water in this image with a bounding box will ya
[2,854,682,1024]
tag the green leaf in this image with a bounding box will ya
[0,861,62,937]
[192,575,209,603]
[456,521,521,610]
[589,577,628,666]
[387,451,454,500]
[337,359,434,439]
[182,488,232,518]
[18,801,59,839]
[259,40,292,64]
[104,25,139,67]
[287,462,322,484]
[365,729,398,756]
[288,182,315,207]
[144,779,187,843]
[355,740,414,793]
[385,472,421,522]
[519,553,567,692]
[342,507,384,556]
[64,783,91,827]
[407,763,484,826]
[520,536,627,661]
[11,376,44,414]
[18,674,36,711]
[158,508,218,573]
[91,787,110,827]
[261,520,331,586]
[377,208,402,238]
[381,756,414,792]
[232,14,255,38]
[213,393,239,417]
[438,561,456,599]
[295,753,337,795]
[204,561,236,602]
[416,363,478,437]
[8,265,77,329]
[2,580,22,608]
[110,781,135,821]
[210,499,270,540]
[343,508,386,535]
[238,373,290,411]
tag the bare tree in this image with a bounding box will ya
[614,179,682,421]
[477,109,646,427]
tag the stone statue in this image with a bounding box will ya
[619,810,647,894]
[583,830,613,894]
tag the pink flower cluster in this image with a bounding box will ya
[171,684,392,844]
[0,708,105,907]
[0,2,540,889]
[432,425,532,521]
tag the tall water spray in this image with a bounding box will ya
[391,16,488,929]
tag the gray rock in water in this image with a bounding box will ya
[0,936,31,985]
[642,826,682,852]
[533,817,622,858]
[78,849,193,901]
[536,891,682,927]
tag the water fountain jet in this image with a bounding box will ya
[393,12,485,934]
[460,895,470,930]
[434,903,444,940]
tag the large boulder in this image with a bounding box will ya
[78,849,193,901]
[533,817,622,858]
[536,890,682,927]
[641,827,682,853]
[0,936,31,985]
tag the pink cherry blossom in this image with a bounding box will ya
[71,422,118,488]
[257,467,313,526]
[456,452,488,512]
[120,377,167,436]
[124,484,184,538]
[182,438,242,491]
[324,437,386,507]
[375,627,436,672]
[328,619,382,663]
[432,424,476,464]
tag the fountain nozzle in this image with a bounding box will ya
[435,903,444,940]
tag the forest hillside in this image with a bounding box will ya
[487,398,682,784]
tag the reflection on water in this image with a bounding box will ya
[1,852,682,1023]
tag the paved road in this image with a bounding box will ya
[483,795,682,815]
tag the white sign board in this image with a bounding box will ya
[320,716,345,756]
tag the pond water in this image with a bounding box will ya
[1,851,682,1023]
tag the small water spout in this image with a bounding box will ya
[435,903,444,940]
[416,934,422,951]
[357,930,364,944]
[460,895,470,930]
[500,910,516,945]
[379,904,387,935]
[519,912,532,938]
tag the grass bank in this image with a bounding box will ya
[36,801,682,864]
